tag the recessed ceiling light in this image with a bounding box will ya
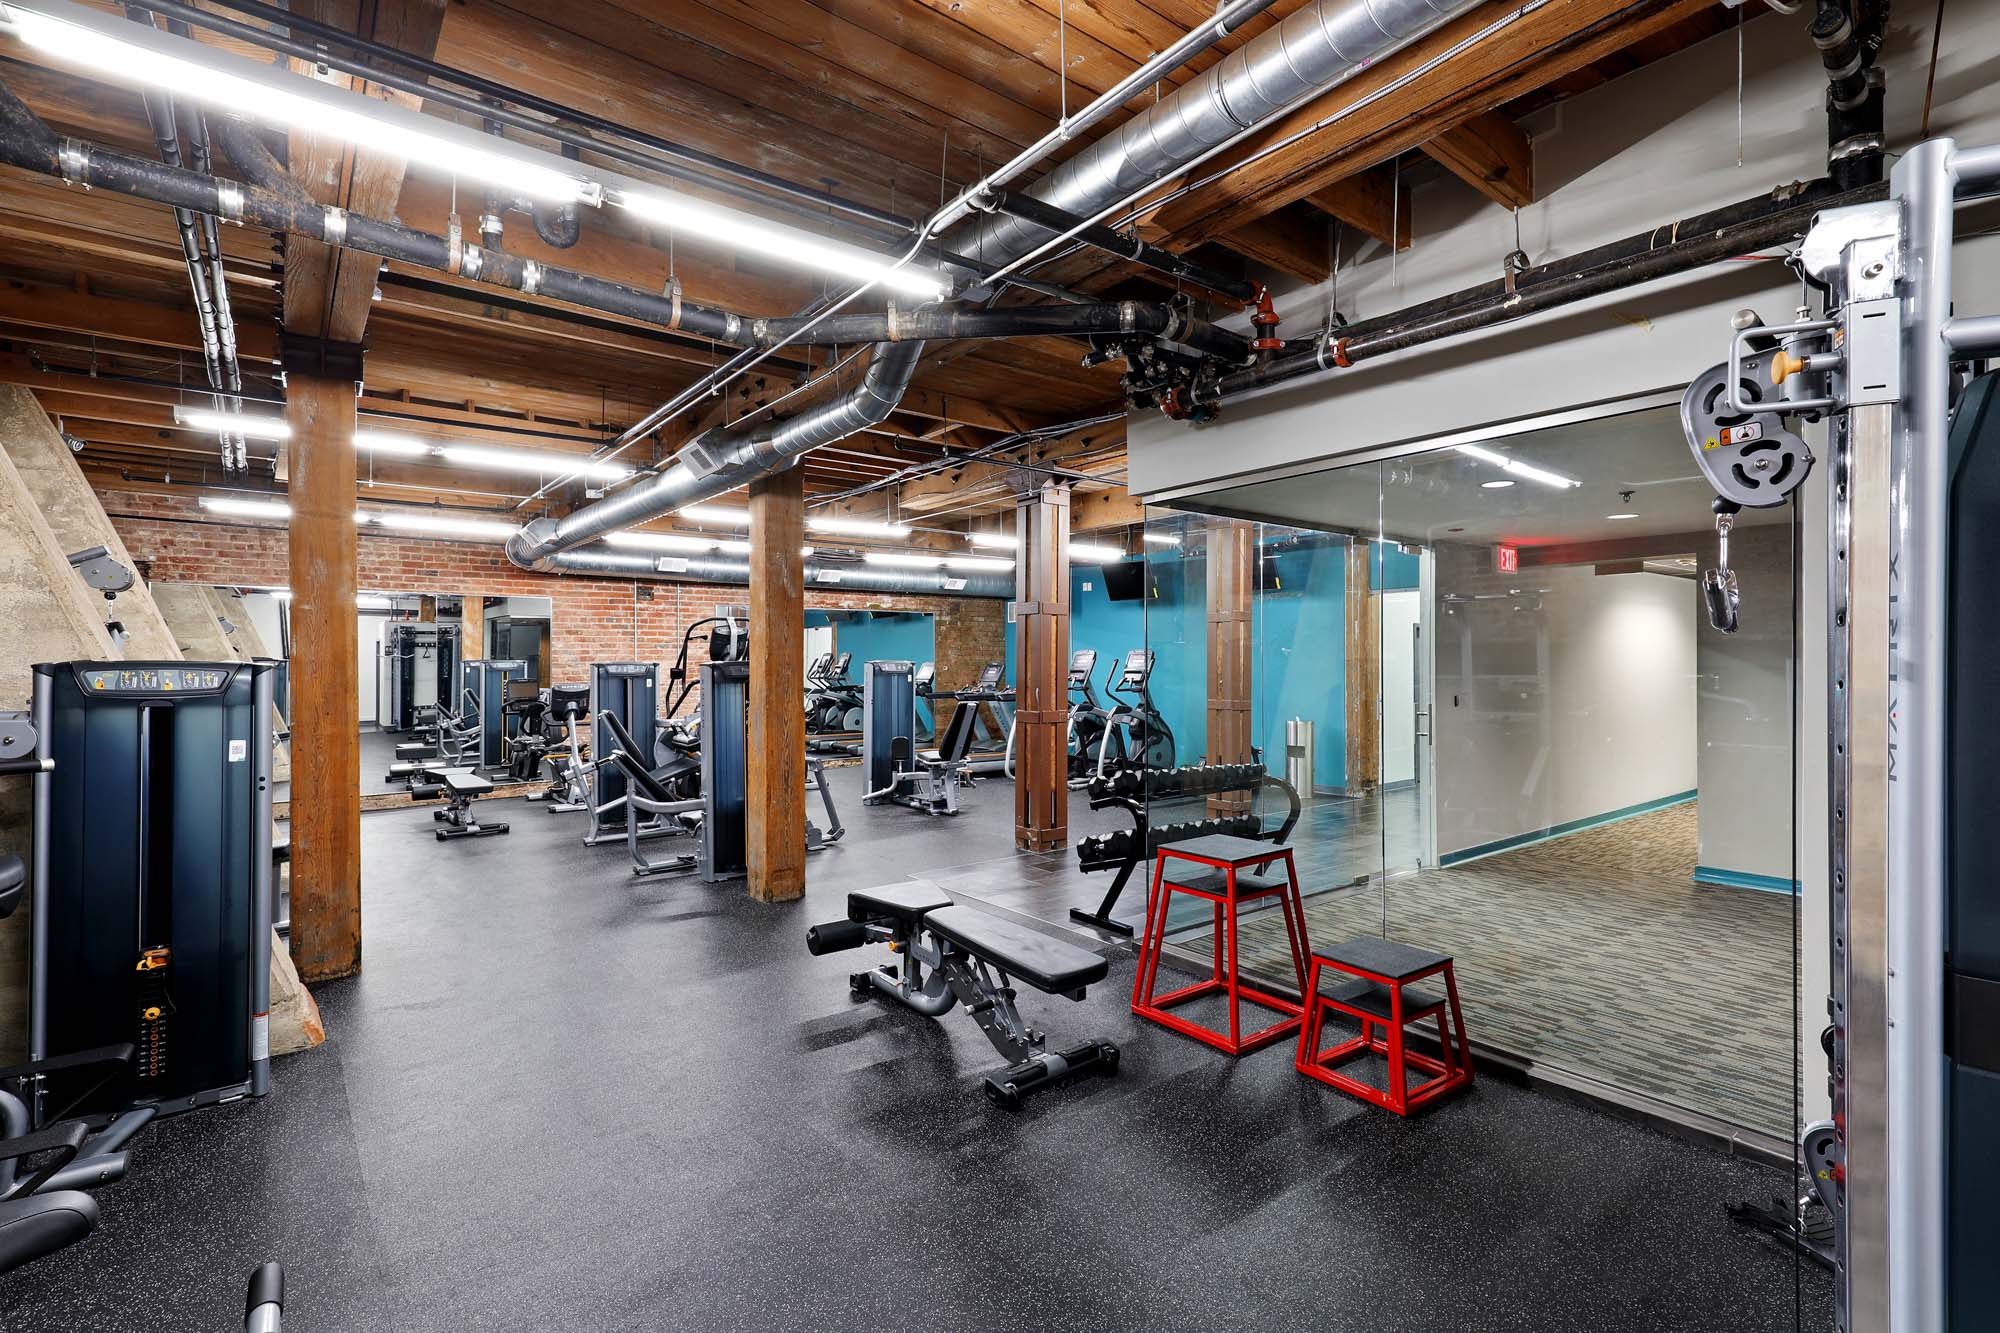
[1480,480,1515,489]
[1606,512,1639,520]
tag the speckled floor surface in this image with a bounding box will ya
[2,768,1831,1331]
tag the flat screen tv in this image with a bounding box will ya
[1101,560,1146,602]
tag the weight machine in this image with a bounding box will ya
[1677,137,2000,1331]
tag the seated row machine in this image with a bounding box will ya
[808,883,1119,1109]
[861,659,976,816]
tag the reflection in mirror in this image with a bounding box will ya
[1141,402,1798,1150]
[803,609,936,741]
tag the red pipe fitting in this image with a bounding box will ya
[1249,285,1282,352]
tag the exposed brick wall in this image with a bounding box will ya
[104,491,1008,711]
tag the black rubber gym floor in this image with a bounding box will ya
[3,769,1832,1331]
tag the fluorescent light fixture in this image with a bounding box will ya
[1480,480,1515,489]
[1142,532,1183,546]
[4,3,595,204]
[863,552,944,569]
[268,589,293,601]
[679,505,751,526]
[606,531,716,553]
[437,444,631,481]
[808,516,909,538]
[365,510,519,540]
[704,538,815,556]
[613,188,946,300]
[1502,460,1579,489]
[1454,443,1578,489]
[967,531,1020,550]
[353,430,433,457]
[356,594,394,611]
[175,407,289,440]
[1606,512,1639,521]
[1068,542,1125,563]
[944,556,1014,571]
[199,496,291,519]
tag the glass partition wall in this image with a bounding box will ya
[1138,404,1802,1155]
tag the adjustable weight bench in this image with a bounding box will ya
[424,766,509,840]
[808,884,1119,1108]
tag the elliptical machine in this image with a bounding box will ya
[1063,648,1107,784]
[1098,649,1174,775]
[804,651,862,734]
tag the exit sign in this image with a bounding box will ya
[1494,544,1519,574]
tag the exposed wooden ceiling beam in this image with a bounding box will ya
[1422,110,1535,209]
[281,0,449,342]
[1144,0,1711,247]
[1306,165,1412,253]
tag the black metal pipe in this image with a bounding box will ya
[982,192,1261,304]
[751,302,1252,362]
[1289,178,1854,356]
[1812,0,1885,191]
[0,86,750,345]
[1210,178,1889,401]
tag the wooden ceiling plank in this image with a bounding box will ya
[1146,0,1709,247]
[576,0,1046,161]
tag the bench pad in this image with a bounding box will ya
[848,883,951,927]
[925,906,1106,994]
[437,768,494,795]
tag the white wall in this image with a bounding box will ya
[1380,589,1420,785]
[1431,547,1696,860]
[356,614,387,724]
[1129,7,2000,498]
[1696,522,1795,884]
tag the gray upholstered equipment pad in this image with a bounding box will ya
[1314,936,1452,981]
[847,883,952,927]
[924,906,1107,994]
[437,768,494,794]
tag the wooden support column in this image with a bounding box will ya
[747,468,806,902]
[1013,482,1070,852]
[461,596,485,661]
[1344,540,1381,794]
[1206,519,1257,815]
[283,339,362,981]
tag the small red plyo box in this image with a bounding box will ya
[1131,834,1310,1056]
[1295,937,1473,1116]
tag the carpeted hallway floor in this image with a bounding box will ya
[1179,801,1798,1139]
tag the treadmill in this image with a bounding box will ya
[952,661,1014,776]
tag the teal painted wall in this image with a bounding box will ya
[1019,534,1413,788]
[828,611,935,677]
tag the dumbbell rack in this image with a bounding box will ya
[1070,762,1300,937]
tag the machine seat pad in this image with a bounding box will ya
[847,883,952,927]
[925,906,1107,994]
[436,768,494,795]
[0,1191,98,1277]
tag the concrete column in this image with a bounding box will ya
[0,440,117,1059]
[1014,483,1070,852]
